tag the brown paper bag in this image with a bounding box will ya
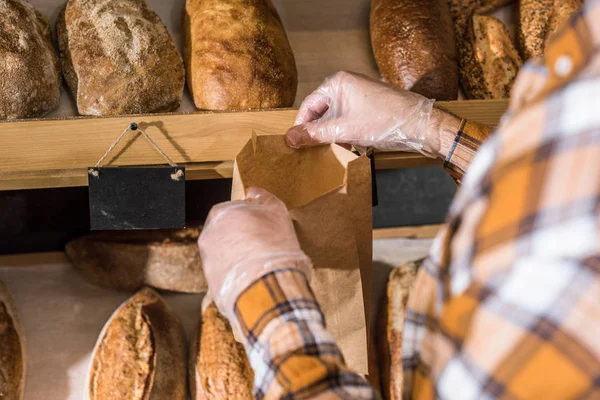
[232,134,372,374]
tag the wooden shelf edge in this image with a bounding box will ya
[373,224,444,240]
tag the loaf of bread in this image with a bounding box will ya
[518,0,582,60]
[0,0,61,120]
[370,0,458,100]
[0,280,25,400]
[184,0,298,110]
[190,295,254,400]
[65,225,206,293]
[378,261,419,400]
[448,0,513,16]
[57,0,185,116]
[87,288,186,400]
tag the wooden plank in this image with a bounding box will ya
[0,251,68,267]
[373,224,444,240]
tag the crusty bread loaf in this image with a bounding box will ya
[87,288,186,400]
[0,0,61,120]
[57,0,185,116]
[370,0,458,100]
[66,225,206,293]
[448,0,513,17]
[518,0,582,60]
[190,296,254,400]
[0,280,25,400]
[378,261,419,400]
[184,0,298,110]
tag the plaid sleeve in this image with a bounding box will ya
[234,268,379,400]
[443,119,493,182]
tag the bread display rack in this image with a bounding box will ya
[0,0,509,192]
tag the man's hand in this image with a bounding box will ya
[285,71,460,158]
[198,188,312,318]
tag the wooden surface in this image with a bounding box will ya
[373,224,444,240]
[0,100,508,191]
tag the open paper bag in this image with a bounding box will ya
[232,134,372,374]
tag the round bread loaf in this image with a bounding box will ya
[0,280,25,400]
[0,0,61,120]
[370,0,459,100]
[57,0,185,116]
[184,0,298,110]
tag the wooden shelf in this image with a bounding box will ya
[0,99,508,191]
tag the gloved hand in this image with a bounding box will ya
[285,71,450,158]
[198,187,312,318]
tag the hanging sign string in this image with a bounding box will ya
[89,123,184,181]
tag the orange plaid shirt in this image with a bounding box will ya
[234,2,600,398]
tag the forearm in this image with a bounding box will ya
[234,269,379,400]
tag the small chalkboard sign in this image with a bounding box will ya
[88,123,186,231]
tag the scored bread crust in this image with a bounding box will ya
[378,261,419,400]
[65,225,206,293]
[190,295,254,400]
[57,0,185,116]
[183,0,298,111]
[370,0,459,100]
[0,280,25,400]
[87,288,187,400]
[0,0,61,120]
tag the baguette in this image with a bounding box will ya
[87,288,187,400]
[0,280,25,400]
[189,295,254,400]
[370,0,459,100]
[57,0,185,116]
[66,225,206,293]
[0,0,61,120]
[378,261,419,400]
[184,0,298,110]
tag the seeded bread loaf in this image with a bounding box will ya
[378,261,419,400]
[0,280,25,400]
[66,225,206,293]
[518,0,583,60]
[0,0,61,120]
[189,295,254,400]
[57,0,185,116]
[87,288,186,400]
[370,0,459,100]
[184,0,298,110]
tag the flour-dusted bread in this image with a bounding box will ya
[448,0,513,16]
[0,280,25,400]
[189,295,254,400]
[184,0,298,111]
[66,225,206,293]
[87,288,186,400]
[0,0,60,120]
[370,0,458,100]
[57,0,185,116]
[518,0,583,60]
[378,261,419,400]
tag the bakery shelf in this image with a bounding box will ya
[0,99,508,191]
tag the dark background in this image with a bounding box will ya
[0,166,455,255]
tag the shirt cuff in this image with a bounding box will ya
[441,119,492,182]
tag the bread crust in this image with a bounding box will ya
[184,0,297,110]
[66,226,206,293]
[0,0,61,120]
[189,296,254,400]
[87,288,187,400]
[370,0,459,100]
[57,0,185,116]
[0,281,25,400]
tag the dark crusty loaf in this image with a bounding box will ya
[0,0,61,120]
[448,0,513,17]
[378,261,419,400]
[66,225,206,293]
[370,0,459,100]
[518,0,583,60]
[0,280,25,400]
[57,0,185,116]
[189,296,254,400]
[184,0,298,110]
[87,288,186,400]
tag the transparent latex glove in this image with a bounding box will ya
[198,187,312,318]
[285,71,438,157]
